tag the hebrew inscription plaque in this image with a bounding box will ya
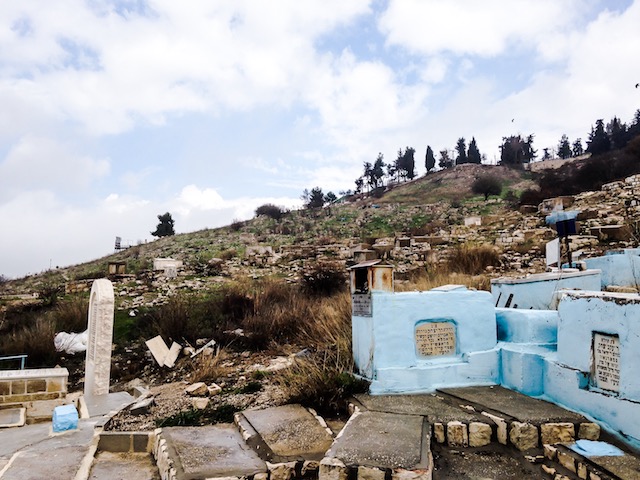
[593,333,620,392]
[352,293,372,317]
[416,322,456,357]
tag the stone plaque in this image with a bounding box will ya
[593,333,620,392]
[415,322,456,357]
[352,293,372,317]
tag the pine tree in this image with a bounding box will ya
[587,119,610,155]
[425,146,436,173]
[467,137,482,164]
[455,138,467,165]
[572,138,584,157]
[557,134,572,159]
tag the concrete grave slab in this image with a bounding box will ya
[326,411,429,470]
[0,407,25,428]
[352,393,485,424]
[81,391,135,418]
[88,451,160,480]
[164,342,182,368]
[161,424,266,479]
[437,385,585,424]
[238,404,334,462]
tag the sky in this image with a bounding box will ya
[1,0,640,279]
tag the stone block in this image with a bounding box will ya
[131,397,155,415]
[254,474,269,480]
[482,412,507,445]
[557,451,576,473]
[589,472,602,480]
[541,465,556,476]
[98,432,131,452]
[433,423,445,444]
[26,379,47,393]
[185,382,208,396]
[12,380,26,394]
[191,397,209,410]
[544,444,558,460]
[0,382,10,395]
[319,457,348,480]
[267,461,297,480]
[578,423,600,441]
[541,423,575,444]
[163,342,182,368]
[47,378,65,393]
[146,335,170,366]
[447,421,468,447]
[132,432,150,452]
[358,466,386,480]
[509,422,538,451]
[577,462,588,479]
[468,422,492,447]
[391,468,433,480]
[208,383,222,396]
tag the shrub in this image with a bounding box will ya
[229,219,244,232]
[472,175,502,200]
[1,318,57,366]
[447,244,502,275]
[301,261,347,297]
[255,203,286,221]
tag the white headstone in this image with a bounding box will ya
[84,279,115,397]
[546,238,560,266]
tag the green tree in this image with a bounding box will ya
[438,149,453,169]
[455,137,467,165]
[306,187,325,208]
[255,204,285,220]
[467,137,481,164]
[557,134,571,159]
[425,146,436,173]
[372,153,386,187]
[572,138,584,157]
[608,116,629,150]
[151,212,175,237]
[587,119,610,155]
[324,191,337,204]
[499,134,536,167]
[472,175,502,200]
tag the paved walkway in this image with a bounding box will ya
[1,386,638,480]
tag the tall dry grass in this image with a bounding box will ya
[446,244,502,275]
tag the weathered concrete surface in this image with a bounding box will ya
[89,451,160,480]
[353,393,485,423]
[437,385,585,423]
[81,391,135,418]
[162,425,266,479]
[326,411,430,470]
[0,419,97,480]
[239,404,334,461]
[590,454,640,480]
[0,407,25,428]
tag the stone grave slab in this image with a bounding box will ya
[162,425,266,479]
[88,451,160,480]
[146,336,171,366]
[353,393,484,423]
[437,385,585,423]
[81,391,135,418]
[0,407,25,428]
[238,404,333,461]
[588,454,640,479]
[326,411,429,469]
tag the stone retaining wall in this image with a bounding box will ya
[0,368,68,404]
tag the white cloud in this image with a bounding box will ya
[379,0,583,57]
[0,135,110,201]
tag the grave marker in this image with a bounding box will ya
[592,333,620,392]
[415,322,456,357]
[84,279,114,397]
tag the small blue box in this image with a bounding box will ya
[52,404,78,432]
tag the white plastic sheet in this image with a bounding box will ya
[54,330,88,354]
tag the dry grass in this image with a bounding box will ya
[396,270,492,292]
[189,348,231,384]
[447,244,502,275]
[1,317,57,366]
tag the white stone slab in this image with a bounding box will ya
[546,238,560,266]
[593,333,620,392]
[163,342,182,368]
[145,336,170,367]
[84,279,114,397]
